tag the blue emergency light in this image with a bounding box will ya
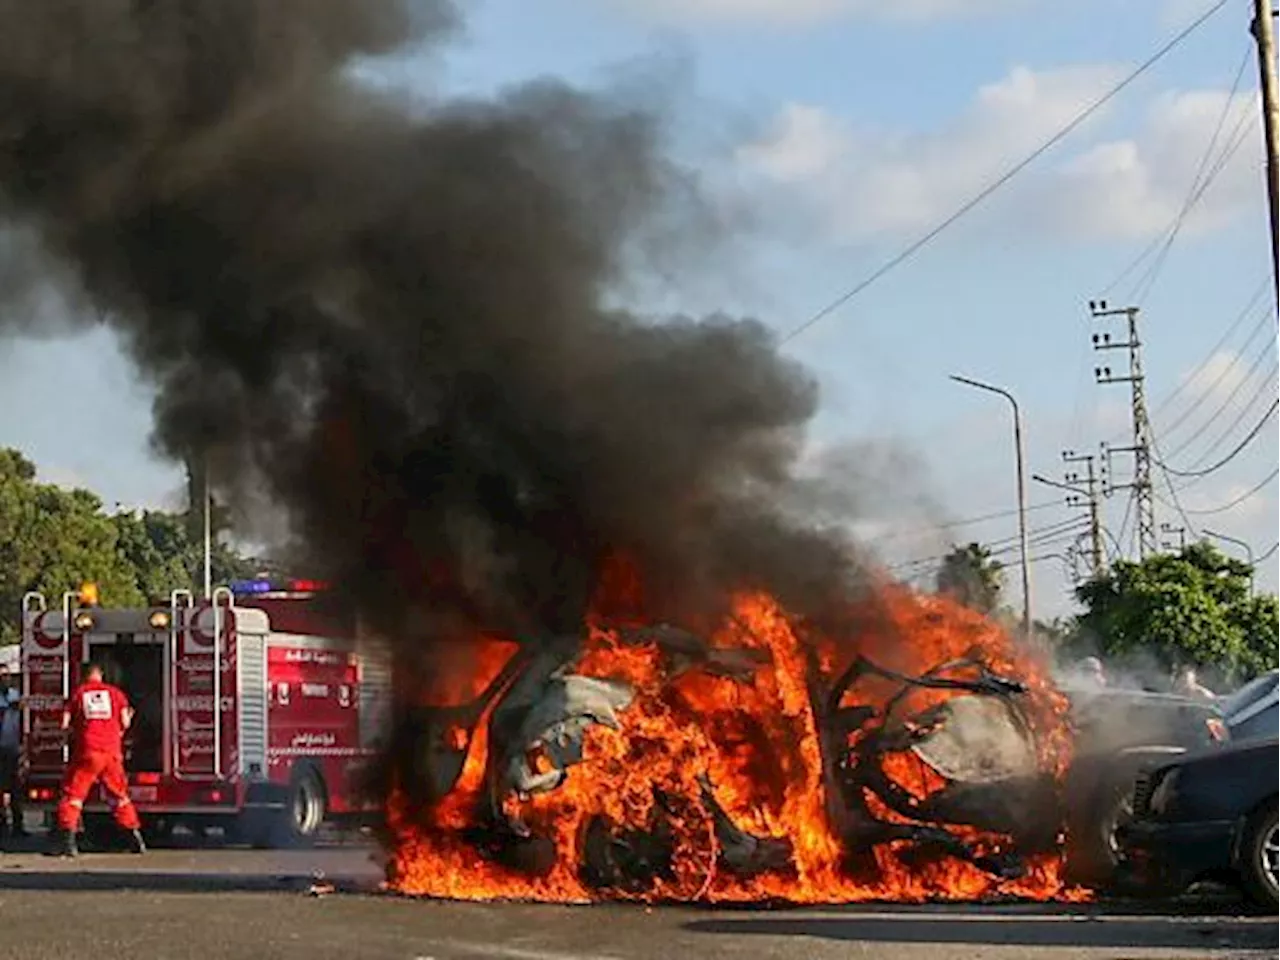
[229,579,273,594]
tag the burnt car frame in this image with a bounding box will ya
[384,623,1227,894]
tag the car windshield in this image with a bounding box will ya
[1219,671,1279,719]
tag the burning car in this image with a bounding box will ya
[382,581,1074,904]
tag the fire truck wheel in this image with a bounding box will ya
[285,769,326,845]
[257,768,327,849]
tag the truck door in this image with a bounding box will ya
[172,590,238,780]
[20,594,77,778]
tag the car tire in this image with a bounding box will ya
[1069,778,1136,887]
[1240,803,1279,911]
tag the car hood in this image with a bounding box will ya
[1165,735,1278,770]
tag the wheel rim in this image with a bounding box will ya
[293,782,317,834]
[1106,793,1135,858]
[1262,821,1279,891]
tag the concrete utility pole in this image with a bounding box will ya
[1032,461,1105,580]
[1064,451,1105,575]
[1090,300,1157,560]
[1252,0,1279,305]
[950,375,1033,641]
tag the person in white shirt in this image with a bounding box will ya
[0,665,24,842]
[1173,666,1216,702]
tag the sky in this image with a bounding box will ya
[0,0,1276,618]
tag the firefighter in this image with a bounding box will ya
[51,662,146,857]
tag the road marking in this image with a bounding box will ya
[418,941,623,960]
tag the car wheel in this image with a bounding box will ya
[1100,784,1136,866]
[1068,779,1136,886]
[1241,804,1279,911]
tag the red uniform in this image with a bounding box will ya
[55,679,140,832]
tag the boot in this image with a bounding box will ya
[127,828,146,855]
[45,828,78,858]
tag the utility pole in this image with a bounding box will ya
[1090,300,1157,560]
[1032,455,1105,578]
[1252,0,1279,304]
[1160,522,1187,552]
[1064,451,1106,576]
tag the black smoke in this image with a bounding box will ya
[0,0,867,649]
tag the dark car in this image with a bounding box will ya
[1060,685,1230,884]
[1117,737,1278,909]
[1219,670,1279,742]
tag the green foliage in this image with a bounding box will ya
[111,509,255,601]
[0,449,142,643]
[0,448,256,644]
[1074,541,1278,683]
[935,541,1004,614]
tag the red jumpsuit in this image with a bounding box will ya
[56,680,140,832]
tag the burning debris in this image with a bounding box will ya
[383,569,1072,903]
[0,0,1074,904]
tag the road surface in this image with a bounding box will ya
[0,842,1272,960]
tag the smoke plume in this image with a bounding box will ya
[0,0,868,648]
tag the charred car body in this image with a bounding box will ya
[385,623,1232,895]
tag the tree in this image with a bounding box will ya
[1075,541,1278,684]
[0,449,142,643]
[0,448,259,645]
[935,542,1004,614]
[112,508,256,600]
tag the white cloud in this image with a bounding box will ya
[612,0,1023,26]
[1043,89,1261,239]
[738,65,1262,244]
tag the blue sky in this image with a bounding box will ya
[1,0,1276,616]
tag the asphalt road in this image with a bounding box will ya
[0,842,1273,960]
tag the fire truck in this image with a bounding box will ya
[18,579,392,846]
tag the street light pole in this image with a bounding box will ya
[1203,528,1256,595]
[950,375,1032,641]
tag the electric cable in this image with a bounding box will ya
[780,0,1233,345]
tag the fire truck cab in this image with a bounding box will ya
[19,580,390,846]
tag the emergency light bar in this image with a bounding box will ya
[229,578,330,595]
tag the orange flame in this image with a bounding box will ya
[385,567,1076,905]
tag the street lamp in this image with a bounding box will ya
[1203,529,1255,594]
[950,375,1032,641]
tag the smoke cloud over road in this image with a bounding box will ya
[0,0,869,649]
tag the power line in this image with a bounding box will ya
[1157,399,1279,477]
[1161,330,1277,460]
[1146,281,1271,427]
[886,517,1088,570]
[1155,301,1275,441]
[865,500,1062,543]
[1178,468,1278,514]
[779,0,1232,345]
[1130,106,1257,302]
[1120,46,1253,302]
[1255,542,1279,566]
[1180,369,1278,470]
[1151,430,1199,541]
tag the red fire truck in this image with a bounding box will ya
[19,578,391,846]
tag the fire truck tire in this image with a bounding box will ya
[242,768,326,849]
[280,768,327,847]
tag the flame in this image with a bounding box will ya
[385,565,1077,905]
